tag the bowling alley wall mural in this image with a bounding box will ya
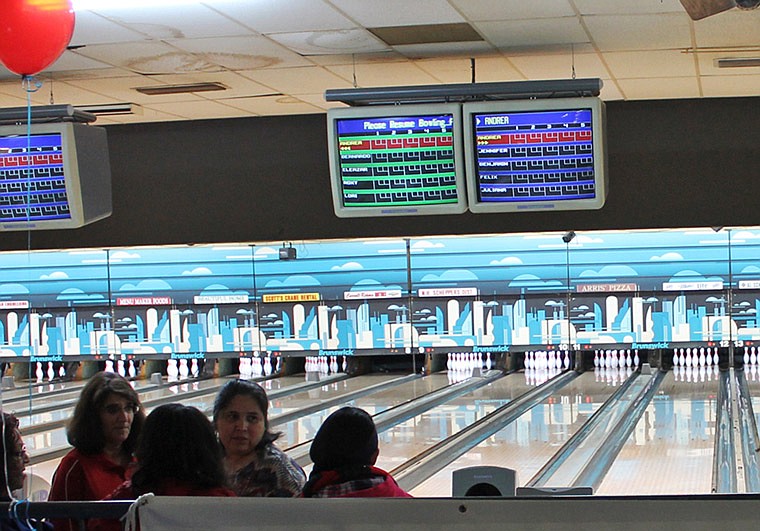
[0,227,758,362]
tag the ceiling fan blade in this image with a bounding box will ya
[679,0,736,20]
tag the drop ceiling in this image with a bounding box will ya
[0,0,757,125]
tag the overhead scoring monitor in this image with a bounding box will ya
[463,97,607,213]
[327,103,467,218]
[0,122,112,231]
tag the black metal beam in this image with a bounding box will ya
[325,78,602,106]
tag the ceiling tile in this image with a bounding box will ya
[47,81,125,106]
[169,35,314,69]
[267,29,390,55]
[602,50,697,78]
[46,50,115,73]
[294,93,347,111]
[85,4,253,40]
[599,81,624,100]
[307,51,408,67]
[328,0,464,27]
[213,0,358,33]
[692,10,760,49]
[451,0,576,21]
[238,66,353,94]
[72,41,188,71]
[220,95,325,116]
[145,100,254,120]
[324,61,442,87]
[583,13,692,51]
[392,41,497,59]
[617,77,700,99]
[89,107,185,125]
[413,56,523,84]
[475,17,589,48]
[573,0,685,15]
[70,10,148,46]
[508,51,607,79]
[701,74,760,97]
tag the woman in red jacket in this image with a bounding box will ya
[49,372,146,531]
[301,406,411,498]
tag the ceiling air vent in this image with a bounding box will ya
[134,82,228,96]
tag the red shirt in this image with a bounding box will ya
[89,478,236,531]
[302,466,412,498]
[49,449,134,531]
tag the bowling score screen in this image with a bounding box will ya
[329,107,467,218]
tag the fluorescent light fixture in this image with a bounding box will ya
[715,57,760,68]
[134,82,228,96]
[74,103,142,116]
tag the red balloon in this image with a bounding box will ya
[0,0,75,76]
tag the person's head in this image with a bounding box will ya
[67,371,145,455]
[310,407,379,473]
[213,379,280,459]
[0,413,27,494]
[130,404,226,494]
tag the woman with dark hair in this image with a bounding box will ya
[107,403,234,497]
[49,371,145,531]
[302,406,411,498]
[213,379,305,497]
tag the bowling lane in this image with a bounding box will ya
[747,364,760,421]
[360,370,561,480]
[277,372,452,449]
[409,369,621,496]
[596,365,719,495]
[2,379,87,403]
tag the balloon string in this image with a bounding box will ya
[22,75,42,370]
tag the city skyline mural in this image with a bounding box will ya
[0,227,757,360]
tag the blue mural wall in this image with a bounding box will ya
[0,227,757,360]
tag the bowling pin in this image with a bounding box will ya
[167,359,179,380]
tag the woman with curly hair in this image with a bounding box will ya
[49,371,145,531]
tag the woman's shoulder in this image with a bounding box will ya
[261,444,299,467]
[58,447,85,464]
